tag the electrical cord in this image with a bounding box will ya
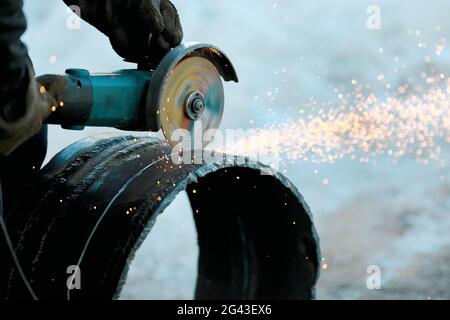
[0,180,38,300]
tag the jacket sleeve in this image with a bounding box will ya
[0,0,29,122]
[0,0,53,156]
[63,0,109,34]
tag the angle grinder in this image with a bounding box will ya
[39,43,238,145]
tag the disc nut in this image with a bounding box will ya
[185,92,206,120]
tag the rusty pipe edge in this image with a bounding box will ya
[0,134,320,300]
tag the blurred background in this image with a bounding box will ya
[23,0,450,299]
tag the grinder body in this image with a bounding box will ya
[40,43,238,144]
[45,69,153,131]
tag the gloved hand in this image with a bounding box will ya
[64,0,183,63]
[0,66,67,156]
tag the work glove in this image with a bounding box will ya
[0,65,67,156]
[64,0,183,64]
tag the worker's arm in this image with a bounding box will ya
[63,0,183,62]
[0,0,30,126]
[0,0,64,156]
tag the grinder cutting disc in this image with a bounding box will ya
[158,56,224,145]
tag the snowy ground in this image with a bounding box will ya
[22,0,450,299]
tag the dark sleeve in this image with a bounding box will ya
[0,0,29,121]
[62,0,109,34]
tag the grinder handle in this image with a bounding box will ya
[41,69,153,131]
